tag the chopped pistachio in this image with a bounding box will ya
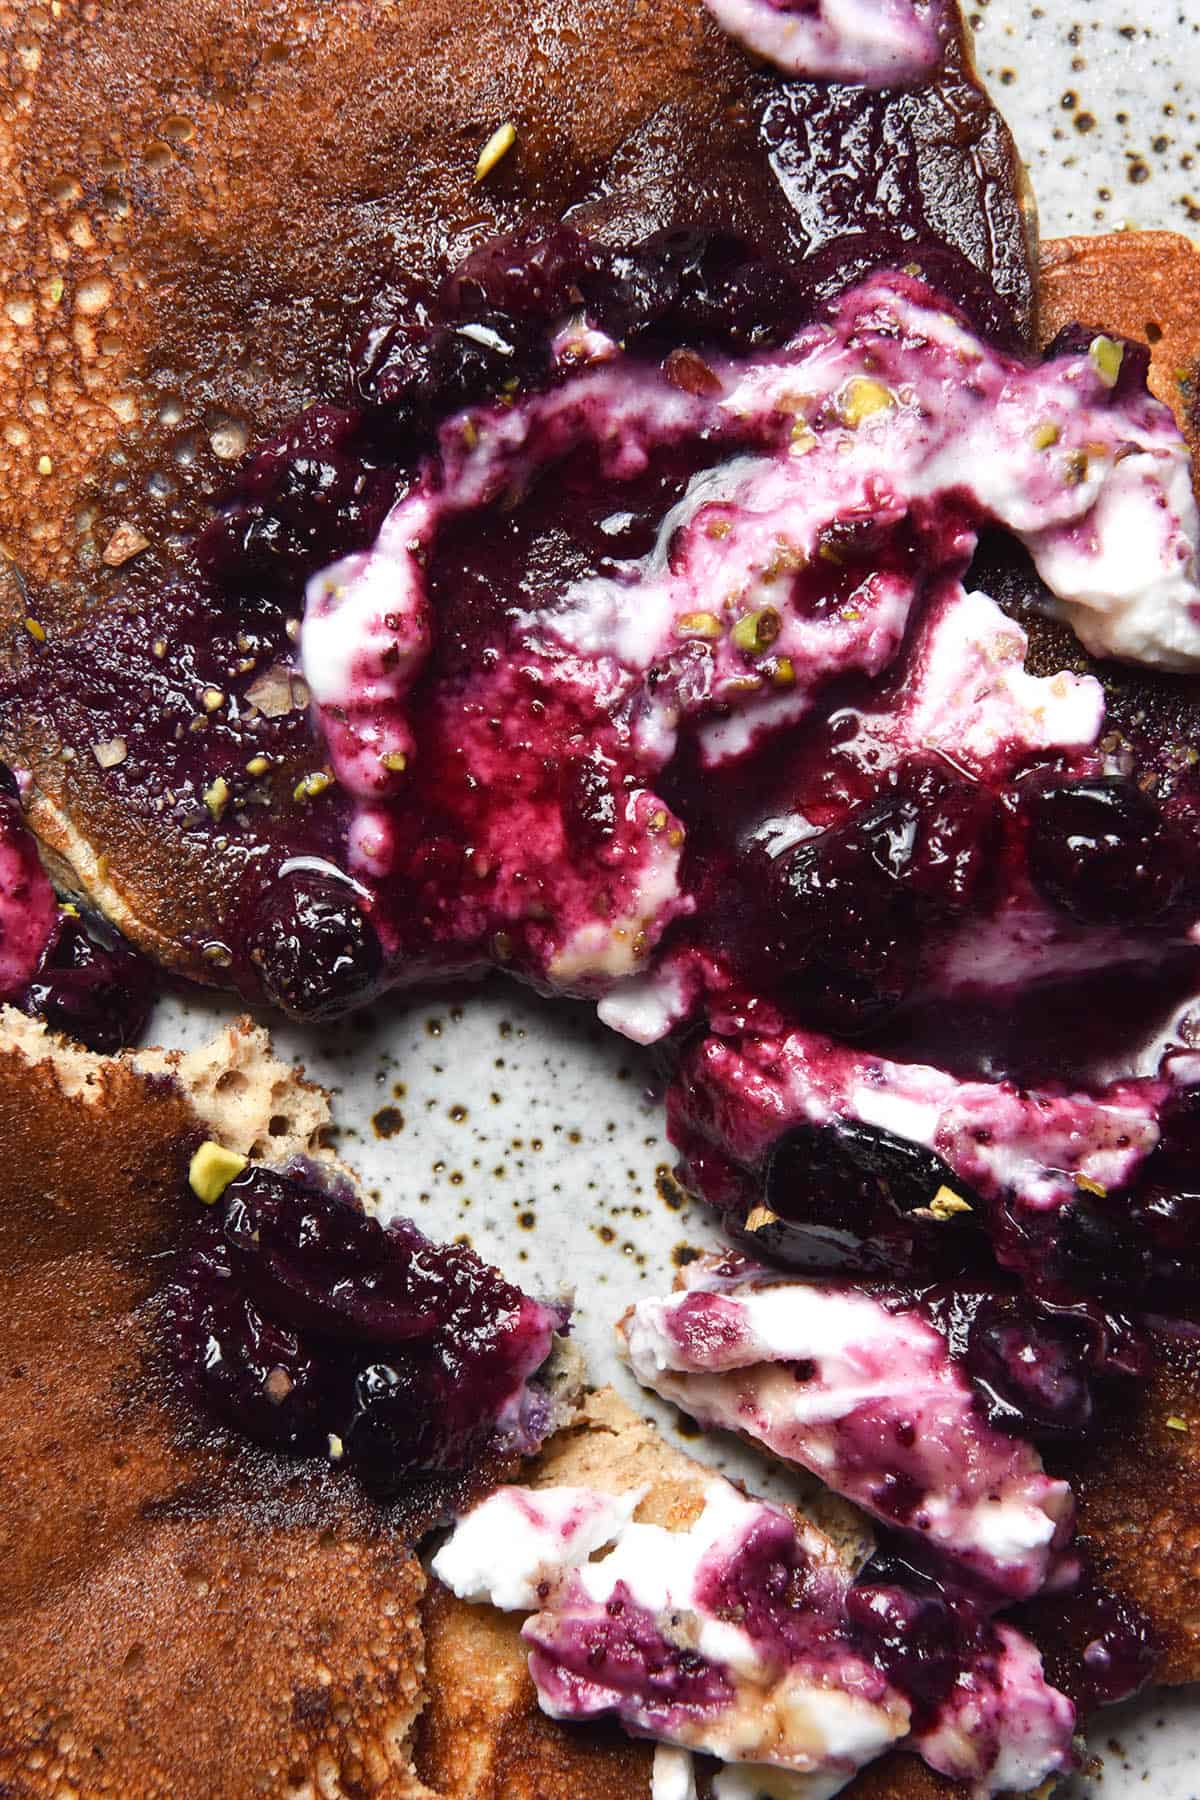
[203,941,233,968]
[647,810,668,833]
[151,637,167,659]
[667,827,685,848]
[1089,335,1125,387]
[744,1203,781,1232]
[1031,422,1061,451]
[91,736,127,769]
[771,656,796,689]
[200,685,226,713]
[293,770,333,803]
[492,930,514,962]
[474,121,517,182]
[790,422,816,454]
[327,1432,345,1461]
[36,453,52,475]
[840,377,894,427]
[706,518,732,541]
[203,775,230,820]
[245,754,271,776]
[23,616,45,642]
[380,749,408,773]
[1075,1173,1107,1198]
[676,611,722,641]
[1166,1415,1189,1433]
[188,1140,248,1205]
[928,1186,973,1221]
[731,607,782,655]
[47,277,64,305]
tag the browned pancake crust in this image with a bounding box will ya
[0,1035,448,1798]
[418,1585,654,1800]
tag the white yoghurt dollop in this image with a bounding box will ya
[702,0,946,86]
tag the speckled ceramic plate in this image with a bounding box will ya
[161,5,1200,1791]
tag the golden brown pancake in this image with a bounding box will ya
[0,1011,526,1798]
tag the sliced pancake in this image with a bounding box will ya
[418,1389,973,1798]
[0,0,1033,982]
[0,1009,577,1797]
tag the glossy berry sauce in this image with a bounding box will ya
[0,762,155,1051]
[168,1160,567,1488]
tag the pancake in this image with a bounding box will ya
[0,1008,580,1796]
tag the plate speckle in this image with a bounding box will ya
[971,1,1200,234]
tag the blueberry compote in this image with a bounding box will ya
[168,1160,566,1490]
[0,762,154,1050]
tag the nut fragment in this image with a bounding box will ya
[475,122,516,182]
[265,1366,293,1404]
[188,1140,247,1205]
[744,1204,780,1232]
[927,1186,973,1221]
[293,770,333,803]
[203,775,230,820]
[91,736,127,769]
[676,611,723,641]
[731,607,782,655]
[102,522,151,567]
[664,347,722,397]
[839,378,894,427]
[1089,335,1125,388]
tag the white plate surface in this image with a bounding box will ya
[159,7,1200,1792]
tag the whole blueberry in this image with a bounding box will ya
[1025,776,1182,927]
[26,909,156,1052]
[248,877,383,1020]
[964,1297,1095,1438]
